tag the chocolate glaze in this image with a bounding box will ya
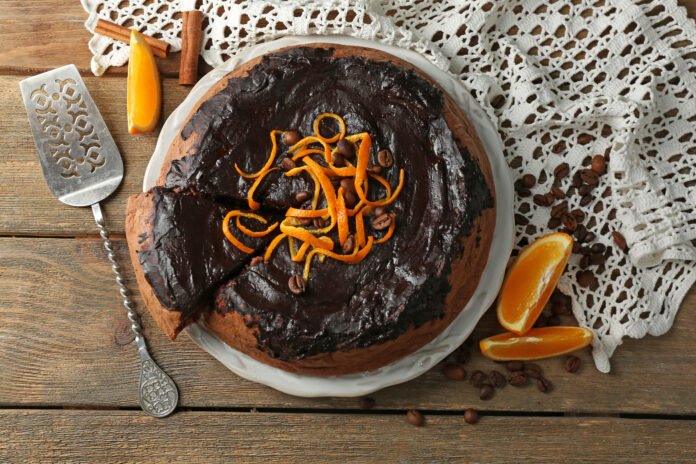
[156,46,493,360]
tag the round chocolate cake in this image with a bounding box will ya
[126,44,496,376]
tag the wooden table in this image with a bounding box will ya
[1,2,695,462]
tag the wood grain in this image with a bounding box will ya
[1,410,694,463]
[0,236,694,413]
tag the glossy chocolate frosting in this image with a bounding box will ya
[155,46,492,360]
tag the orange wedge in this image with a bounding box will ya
[127,30,161,134]
[497,232,573,335]
[480,327,593,361]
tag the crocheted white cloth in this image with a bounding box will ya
[81,0,696,372]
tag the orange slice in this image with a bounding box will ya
[127,30,161,134]
[480,327,594,361]
[497,232,573,335]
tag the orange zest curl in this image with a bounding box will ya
[222,211,256,254]
[235,130,281,179]
[303,236,374,281]
[247,167,278,210]
[235,214,278,238]
[264,233,287,262]
[313,112,346,144]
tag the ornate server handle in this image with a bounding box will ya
[92,202,178,418]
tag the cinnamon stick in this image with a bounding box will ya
[94,19,169,59]
[179,10,203,85]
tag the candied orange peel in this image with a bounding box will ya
[223,113,405,284]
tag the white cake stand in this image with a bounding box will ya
[144,35,514,397]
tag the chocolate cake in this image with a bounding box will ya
[125,44,496,376]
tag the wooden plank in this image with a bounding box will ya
[1,236,694,413]
[1,410,694,463]
[1,75,189,235]
[0,0,180,76]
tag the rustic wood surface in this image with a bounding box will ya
[1,1,696,462]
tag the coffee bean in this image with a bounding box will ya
[522,174,536,188]
[574,224,588,241]
[491,94,506,109]
[578,133,594,145]
[571,209,586,222]
[551,185,566,199]
[577,270,596,288]
[479,384,495,401]
[578,184,594,196]
[533,194,548,207]
[572,171,583,188]
[612,231,628,251]
[342,235,356,254]
[591,243,606,253]
[506,361,525,372]
[339,178,357,194]
[288,274,306,295]
[584,231,596,243]
[550,201,569,218]
[580,255,591,269]
[359,397,376,409]
[464,408,479,424]
[281,157,297,171]
[554,162,570,179]
[565,356,582,373]
[282,130,302,146]
[469,370,487,388]
[344,190,358,208]
[406,409,425,427]
[377,148,394,168]
[517,188,532,198]
[591,155,606,174]
[489,370,507,388]
[547,315,561,326]
[537,378,552,393]
[336,139,355,159]
[552,141,566,154]
[580,194,593,206]
[366,165,382,174]
[581,169,599,185]
[313,217,326,228]
[508,371,527,386]
[544,193,556,206]
[294,191,311,205]
[548,217,561,229]
[561,213,578,232]
[579,246,592,256]
[296,217,313,226]
[582,155,593,167]
[250,256,263,267]
[443,364,467,380]
[332,151,346,168]
[524,363,543,379]
[372,213,392,231]
[590,252,605,265]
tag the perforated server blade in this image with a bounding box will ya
[20,64,178,418]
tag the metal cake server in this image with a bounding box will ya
[19,64,178,418]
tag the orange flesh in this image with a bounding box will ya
[127,30,161,134]
[480,327,594,361]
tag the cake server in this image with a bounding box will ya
[19,64,178,418]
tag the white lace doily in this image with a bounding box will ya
[81,0,696,373]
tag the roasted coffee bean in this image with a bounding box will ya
[580,194,593,206]
[373,206,386,217]
[332,151,346,168]
[577,270,596,288]
[506,361,525,372]
[612,231,628,251]
[574,224,588,240]
[578,133,594,145]
[521,173,536,188]
[366,165,382,174]
[551,184,566,199]
[578,184,594,196]
[572,241,582,253]
[250,256,263,267]
[372,213,392,231]
[581,169,599,185]
[517,188,532,198]
[551,290,571,305]
[591,243,606,254]
[550,201,569,218]
[282,130,302,146]
[359,397,376,409]
[469,370,487,388]
[591,154,606,174]
[296,217,313,226]
[552,141,566,154]
[572,171,583,188]
[561,213,578,232]
[537,378,552,393]
[336,139,355,159]
[313,217,326,228]
[479,384,495,401]
[377,148,394,168]
[342,235,356,254]
[579,246,592,256]
[489,370,507,388]
[281,157,297,171]
[516,214,530,226]
[554,162,570,179]
[582,155,593,167]
[571,209,586,222]
[340,178,357,194]
[508,371,527,386]
[406,409,425,427]
[590,252,605,266]
[344,190,358,208]
[491,94,506,109]
[464,408,479,425]
[584,231,596,243]
[547,315,561,326]
[533,194,548,207]
[544,193,556,206]
[548,217,561,229]
[443,364,467,381]
[565,355,582,373]
[524,363,543,379]
[294,190,311,204]
[580,254,591,269]
[288,274,306,295]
